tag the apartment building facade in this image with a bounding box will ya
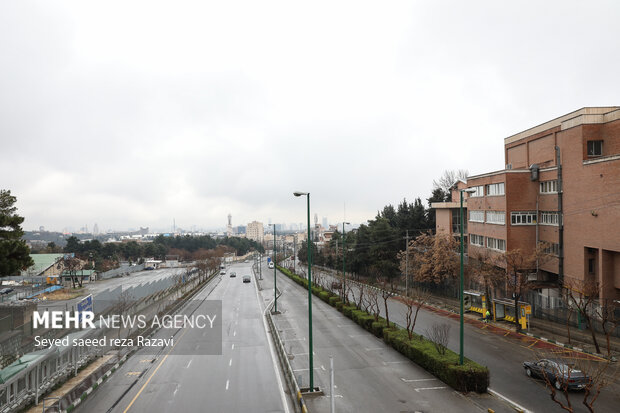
[437,107,620,302]
[246,221,264,243]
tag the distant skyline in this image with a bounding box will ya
[2,1,619,232]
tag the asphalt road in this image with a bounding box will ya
[316,270,620,413]
[78,262,291,413]
[261,264,516,413]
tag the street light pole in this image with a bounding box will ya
[294,191,314,391]
[342,221,350,303]
[459,188,476,366]
[271,224,277,313]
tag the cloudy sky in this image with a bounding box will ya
[1,1,619,233]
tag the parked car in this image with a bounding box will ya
[523,358,589,390]
[220,270,226,275]
[242,275,251,283]
[268,262,274,269]
[0,288,14,295]
[230,272,236,277]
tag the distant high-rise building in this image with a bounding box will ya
[246,221,264,242]
[227,214,233,237]
[322,217,328,229]
[93,223,99,235]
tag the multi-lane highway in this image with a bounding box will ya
[78,261,291,413]
[314,269,620,413]
[262,262,514,413]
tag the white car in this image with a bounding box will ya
[268,262,274,269]
[220,270,226,275]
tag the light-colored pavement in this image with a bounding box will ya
[77,262,291,413]
[318,269,620,413]
[262,264,515,413]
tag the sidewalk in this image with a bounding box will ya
[420,292,620,359]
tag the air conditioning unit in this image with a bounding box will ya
[505,163,512,170]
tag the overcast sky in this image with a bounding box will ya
[1,1,619,233]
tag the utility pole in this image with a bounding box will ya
[404,230,409,297]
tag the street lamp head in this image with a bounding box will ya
[343,221,350,225]
[293,191,308,197]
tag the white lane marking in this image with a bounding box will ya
[173,384,180,397]
[292,367,323,372]
[365,347,383,351]
[256,268,291,413]
[488,388,533,413]
[348,334,366,338]
[281,338,306,342]
[226,380,229,390]
[382,361,406,365]
[321,365,326,371]
[229,358,233,367]
[185,360,192,369]
[231,344,235,350]
[401,378,437,382]
[414,386,447,392]
[233,330,237,337]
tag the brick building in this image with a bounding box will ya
[435,107,620,302]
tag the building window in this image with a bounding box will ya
[539,241,559,256]
[469,186,484,197]
[587,140,603,157]
[539,180,558,194]
[588,258,595,274]
[511,211,537,225]
[469,210,485,223]
[486,237,506,252]
[485,182,505,196]
[470,234,484,247]
[486,211,505,225]
[540,211,560,226]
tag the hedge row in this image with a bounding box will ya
[275,265,489,393]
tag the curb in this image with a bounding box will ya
[63,352,131,413]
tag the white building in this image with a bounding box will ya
[246,221,264,242]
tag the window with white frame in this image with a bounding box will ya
[539,180,558,194]
[469,186,484,197]
[470,234,484,247]
[485,182,505,196]
[486,237,506,251]
[486,211,505,225]
[469,210,485,222]
[511,211,537,225]
[540,211,560,226]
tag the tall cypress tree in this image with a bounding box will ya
[0,190,34,276]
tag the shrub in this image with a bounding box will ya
[329,296,341,307]
[342,305,356,318]
[319,291,331,302]
[335,301,344,311]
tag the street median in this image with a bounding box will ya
[276,265,489,393]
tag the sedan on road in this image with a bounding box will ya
[242,275,251,283]
[230,271,236,277]
[523,358,589,390]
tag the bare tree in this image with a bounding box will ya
[595,302,619,357]
[564,277,602,354]
[60,256,83,289]
[432,169,469,199]
[426,322,451,355]
[366,287,380,321]
[533,350,618,413]
[402,288,431,340]
[495,246,550,332]
[377,277,394,328]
